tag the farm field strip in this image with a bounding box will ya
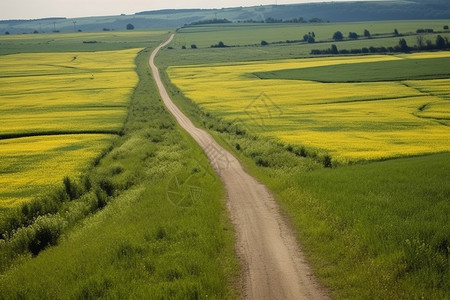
[0,48,141,207]
[168,52,450,162]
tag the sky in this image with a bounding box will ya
[1,0,362,20]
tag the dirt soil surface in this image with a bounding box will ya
[150,35,329,300]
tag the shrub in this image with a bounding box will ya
[99,179,115,197]
[63,177,82,201]
[323,155,332,168]
[297,147,307,157]
[211,41,227,48]
[349,32,358,40]
[255,157,269,167]
[110,165,124,175]
[8,214,67,256]
[94,189,108,210]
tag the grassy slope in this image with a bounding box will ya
[156,23,450,298]
[0,46,238,299]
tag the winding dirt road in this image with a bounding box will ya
[150,35,328,300]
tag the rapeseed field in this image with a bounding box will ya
[0,135,111,206]
[0,49,140,207]
[168,53,450,163]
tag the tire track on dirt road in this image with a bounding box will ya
[150,35,328,300]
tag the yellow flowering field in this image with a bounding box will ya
[0,49,140,207]
[0,49,140,135]
[0,135,111,207]
[168,53,450,163]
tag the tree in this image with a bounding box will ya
[211,41,227,48]
[303,34,309,42]
[261,40,268,46]
[5,31,10,35]
[349,32,358,40]
[394,28,399,36]
[333,31,343,41]
[181,45,186,49]
[309,17,323,23]
[436,35,446,49]
[307,36,315,43]
[126,23,135,30]
[398,38,409,52]
[364,29,371,38]
[331,44,338,54]
[417,35,425,49]
[444,25,449,30]
[191,44,197,49]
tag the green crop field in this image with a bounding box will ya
[255,56,450,82]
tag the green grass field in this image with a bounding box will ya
[255,56,450,82]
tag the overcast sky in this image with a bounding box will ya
[2,0,363,20]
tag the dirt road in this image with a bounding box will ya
[150,35,328,300]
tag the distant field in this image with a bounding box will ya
[156,20,450,67]
[0,31,168,55]
[176,20,448,48]
[255,56,450,82]
[168,52,450,163]
[0,48,140,207]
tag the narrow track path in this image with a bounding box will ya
[150,35,328,300]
